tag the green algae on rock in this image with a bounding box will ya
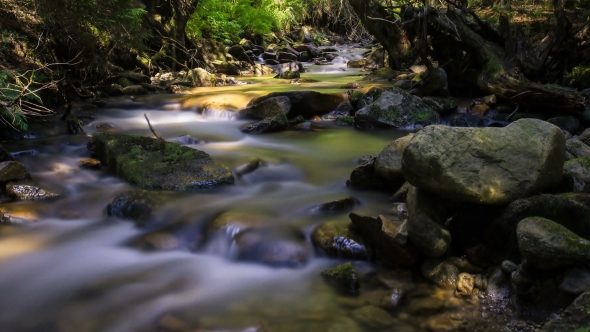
[88,134,234,190]
[321,262,360,291]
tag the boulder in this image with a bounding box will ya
[566,138,590,159]
[540,290,590,331]
[347,156,388,190]
[402,119,566,205]
[274,70,300,79]
[347,59,367,68]
[228,45,253,64]
[374,134,414,189]
[293,44,322,58]
[354,87,440,129]
[348,87,384,110]
[188,68,215,87]
[0,161,31,184]
[6,183,59,200]
[363,67,398,81]
[406,186,451,257]
[237,96,291,120]
[247,91,346,118]
[321,262,360,291]
[517,217,590,269]
[232,228,310,268]
[441,113,486,127]
[559,268,590,295]
[314,197,358,212]
[107,190,178,228]
[122,85,148,96]
[547,116,581,133]
[420,68,449,97]
[421,97,458,115]
[311,220,369,259]
[421,258,459,289]
[241,113,289,134]
[564,157,590,183]
[88,134,234,190]
[349,213,418,266]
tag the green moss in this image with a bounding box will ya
[336,116,354,126]
[565,157,590,168]
[321,262,359,291]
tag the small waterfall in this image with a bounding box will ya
[200,106,236,120]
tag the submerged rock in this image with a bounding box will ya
[247,91,345,118]
[107,190,178,228]
[517,217,590,269]
[421,96,458,114]
[233,228,310,268]
[402,119,565,205]
[6,183,59,200]
[354,87,440,129]
[421,258,459,289]
[88,134,234,190]
[321,262,360,291]
[352,305,394,329]
[0,161,31,184]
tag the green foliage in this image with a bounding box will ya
[187,0,309,44]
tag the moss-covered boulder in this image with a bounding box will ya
[237,96,291,120]
[0,161,31,184]
[362,67,398,82]
[88,134,234,190]
[346,156,388,191]
[241,113,289,134]
[321,262,360,291]
[421,96,458,115]
[354,87,440,129]
[517,217,590,269]
[335,116,354,126]
[402,119,566,205]
[349,86,384,111]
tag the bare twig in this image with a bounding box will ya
[144,114,165,141]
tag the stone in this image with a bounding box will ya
[233,228,310,268]
[363,47,388,70]
[321,262,360,291]
[311,220,368,259]
[517,217,590,269]
[107,190,178,228]
[122,85,148,96]
[237,96,291,120]
[0,161,31,183]
[208,211,271,238]
[402,119,566,205]
[241,113,289,134]
[578,128,590,145]
[441,113,487,127]
[277,51,297,61]
[6,183,59,200]
[235,158,266,178]
[347,157,387,190]
[79,158,101,169]
[188,68,216,87]
[564,157,590,183]
[349,213,418,266]
[406,186,451,257]
[559,268,590,295]
[247,91,345,119]
[347,59,367,68]
[456,273,475,296]
[547,116,581,133]
[363,67,398,81]
[540,290,590,331]
[274,70,300,79]
[340,82,362,89]
[421,258,459,289]
[315,197,358,212]
[88,134,234,190]
[352,305,394,329]
[354,87,440,129]
[421,97,458,115]
[228,45,252,63]
[471,104,491,116]
[501,260,519,274]
[335,116,355,126]
[349,86,384,110]
[566,138,590,158]
[374,134,414,190]
[420,68,449,97]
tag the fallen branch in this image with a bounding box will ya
[144,113,164,141]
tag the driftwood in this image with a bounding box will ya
[144,113,165,141]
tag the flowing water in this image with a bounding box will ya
[0,50,490,332]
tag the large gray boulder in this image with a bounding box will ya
[354,87,440,129]
[88,134,234,190]
[402,119,566,205]
[517,217,590,269]
[237,96,291,120]
[374,134,414,189]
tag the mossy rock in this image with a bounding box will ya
[107,190,180,228]
[564,157,590,183]
[241,113,289,134]
[335,116,354,126]
[421,96,458,115]
[363,67,398,82]
[321,262,360,291]
[88,134,234,190]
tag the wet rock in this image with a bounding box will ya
[107,190,177,228]
[133,232,182,251]
[293,44,321,57]
[237,96,291,120]
[363,67,398,81]
[274,70,300,79]
[471,104,491,116]
[208,211,271,238]
[347,59,367,68]
[0,161,31,184]
[374,134,414,190]
[402,119,566,205]
[340,82,362,89]
[324,101,354,118]
[559,268,590,295]
[501,260,519,274]
[321,262,360,291]
[564,157,590,183]
[517,217,590,269]
[241,113,289,134]
[556,172,587,193]
[233,228,310,268]
[474,274,488,290]
[349,213,418,266]
[456,273,475,296]
[315,197,359,212]
[247,91,346,119]
[421,258,459,289]
[79,158,101,169]
[540,289,590,331]
[188,68,216,87]
[327,317,363,332]
[420,68,450,97]
[578,127,590,145]
[235,158,266,178]
[354,87,440,129]
[406,295,446,316]
[363,47,388,71]
[547,116,581,133]
[406,186,451,257]
[289,115,305,126]
[89,134,233,190]
[441,113,486,127]
[347,156,388,190]
[566,138,590,159]
[421,97,458,115]
[335,116,354,126]
[311,220,368,259]
[6,183,59,200]
[122,85,148,96]
[352,305,394,329]
[228,45,252,63]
